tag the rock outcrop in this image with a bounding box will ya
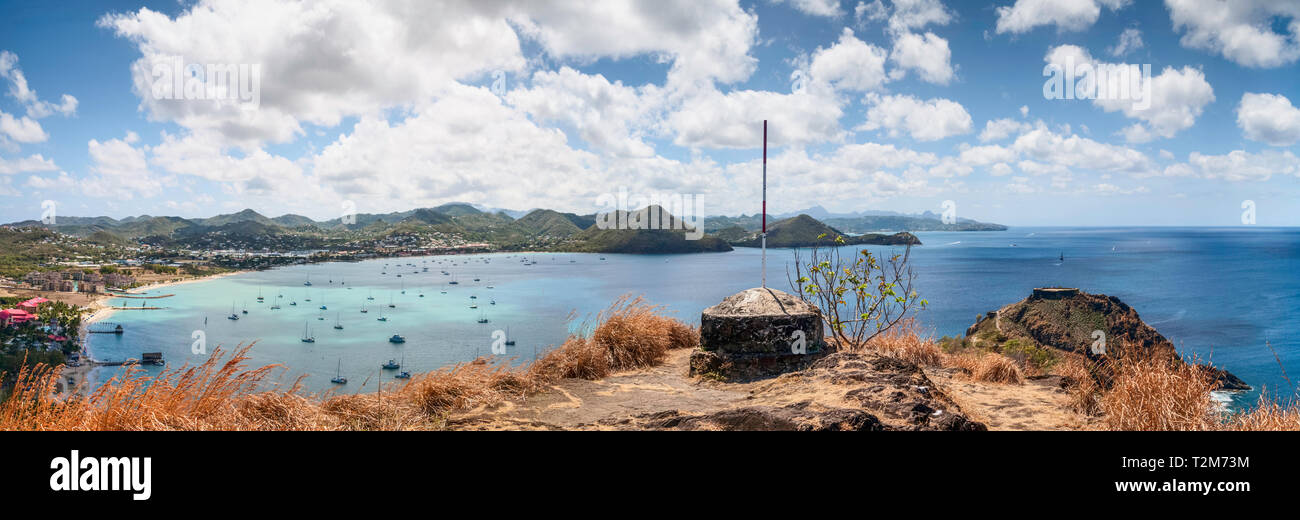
[690,288,827,380]
[965,288,1249,391]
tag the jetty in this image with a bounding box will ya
[87,322,125,334]
[105,293,175,299]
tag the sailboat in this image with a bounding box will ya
[400,281,405,295]
[301,322,315,343]
[505,326,516,346]
[227,301,239,320]
[360,303,368,314]
[477,313,488,324]
[256,288,264,302]
[333,313,343,330]
[382,359,400,370]
[388,334,405,343]
[1059,252,1064,262]
[241,301,248,314]
[304,275,312,286]
[394,355,410,379]
[367,290,375,301]
[330,359,347,384]
[388,293,395,309]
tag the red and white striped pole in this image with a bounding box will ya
[761,119,767,288]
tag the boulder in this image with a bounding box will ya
[689,287,827,380]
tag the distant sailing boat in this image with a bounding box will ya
[333,313,343,330]
[301,322,315,343]
[394,355,410,379]
[227,301,239,320]
[304,275,312,286]
[505,326,515,346]
[330,359,347,384]
[1059,252,1064,262]
[241,301,248,314]
[388,293,396,308]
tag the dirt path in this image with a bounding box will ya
[924,368,1086,431]
[450,348,1083,431]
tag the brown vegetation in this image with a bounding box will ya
[0,296,698,431]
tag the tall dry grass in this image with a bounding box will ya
[1062,341,1300,431]
[0,296,698,431]
[863,318,943,367]
[948,352,1024,384]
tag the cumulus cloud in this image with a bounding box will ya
[1166,0,1300,68]
[1109,27,1145,56]
[889,31,954,84]
[979,118,1031,142]
[772,0,844,17]
[508,67,662,158]
[0,111,47,144]
[858,94,972,141]
[1045,45,1214,142]
[995,0,1130,34]
[84,132,166,199]
[1172,149,1300,182]
[0,153,57,175]
[1236,93,1300,146]
[809,28,890,92]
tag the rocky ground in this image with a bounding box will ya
[449,348,1081,431]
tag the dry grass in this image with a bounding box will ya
[948,352,1024,385]
[1096,355,1221,431]
[1060,342,1300,431]
[863,318,943,367]
[0,295,698,431]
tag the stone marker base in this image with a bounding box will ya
[689,348,828,381]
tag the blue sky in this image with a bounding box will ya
[0,0,1298,226]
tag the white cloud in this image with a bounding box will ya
[979,118,1030,142]
[84,133,164,199]
[810,28,889,92]
[0,111,47,143]
[1045,45,1214,141]
[1166,0,1300,68]
[1094,183,1148,195]
[772,0,843,17]
[1179,149,1300,182]
[995,0,1129,34]
[889,31,954,85]
[508,67,661,157]
[887,0,953,33]
[671,86,845,149]
[854,0,888,26]
[1237,92,1300,146]
[859,94,972,141]
[0,51,78,119]
[100,0,760,150]
[0,153,57,175]
[1109,27,1144,56]
[1011,123,1153,174]
[24,171,75,190]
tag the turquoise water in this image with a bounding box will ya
[87,227,1300,405]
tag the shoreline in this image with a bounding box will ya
[73,269,249,390]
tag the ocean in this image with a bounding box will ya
[85,227,1300,407]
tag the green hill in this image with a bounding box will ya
[560,206,732,254]
[729,214,921,248]
[516,209,583,238]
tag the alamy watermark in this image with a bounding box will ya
[594,187,705,240]
[150,55,261,108]
[1043,57,1151,111]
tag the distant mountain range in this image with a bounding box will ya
[3,202,1002,254]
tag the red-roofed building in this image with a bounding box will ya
[19,297,49,311]
[0,309,34,326]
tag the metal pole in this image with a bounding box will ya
[762,120,767,288]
